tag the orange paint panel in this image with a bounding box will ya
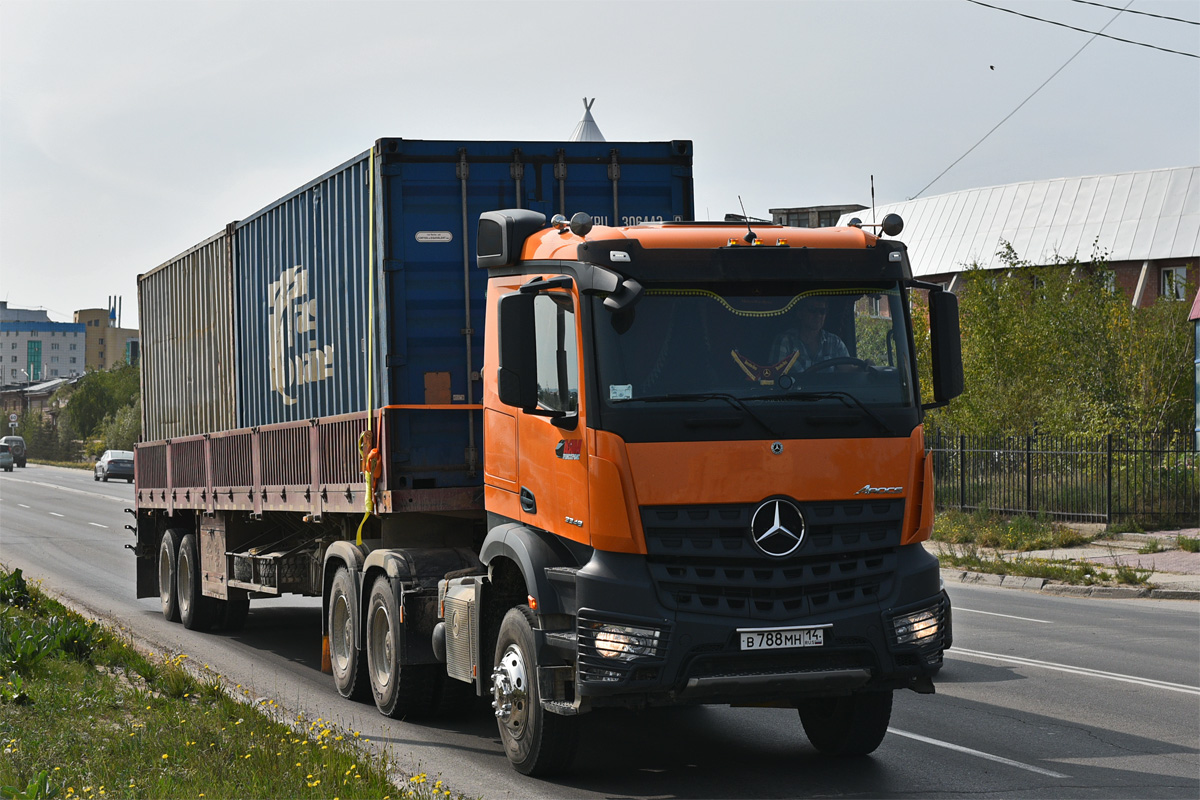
[626,434,918,507]
[521,223,876,262]
[587,446,639,554]
[484,483,521,521]
[483,409,518,491]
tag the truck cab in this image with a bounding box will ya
[442,209,963,773]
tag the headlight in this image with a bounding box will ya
[593,624,661,661]
[893,608,939,645]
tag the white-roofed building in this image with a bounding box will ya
[837,166,1199,307]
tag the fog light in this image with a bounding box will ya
[893,608,939,645]
[593,624,661,661]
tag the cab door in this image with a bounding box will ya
[514,284,590,546]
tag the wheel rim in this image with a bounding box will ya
[368,602,395,690]
[159,541,173,606]
[331,593,353,674]
[177,547,192,615]
[492,643,530,740]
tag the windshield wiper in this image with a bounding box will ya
[612,392,781,438]
[774,390,891,434]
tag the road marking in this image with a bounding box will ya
[49,512,64,517]
[949,647,1200,695]
[88,522,108,529]
[889,728,1069,778]
[17,503,30,508]
[954,607,1053,624]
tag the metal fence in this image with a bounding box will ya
[929,431,1199,525]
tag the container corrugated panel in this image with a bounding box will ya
[231,139,693,487]
[138,229,236,441]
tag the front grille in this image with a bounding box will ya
[641,500,903,620]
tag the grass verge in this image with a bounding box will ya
[932,509,1094,551]
[1178,536,1200,553]
[0,566,465,800]
[937,543,1154,586]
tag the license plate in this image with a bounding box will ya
[738,625,828,651]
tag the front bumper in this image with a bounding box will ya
[559,544,949,707]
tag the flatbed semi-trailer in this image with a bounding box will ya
[134,137,962,775]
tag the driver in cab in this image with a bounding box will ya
[772,296,848,372]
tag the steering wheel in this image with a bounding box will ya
[803,357,871,373]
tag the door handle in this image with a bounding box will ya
[519,486,537,514]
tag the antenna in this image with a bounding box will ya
[871,175,876,228]
[737,196,756,243]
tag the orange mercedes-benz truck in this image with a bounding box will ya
[456,209,962,773]
[133,138,962,778]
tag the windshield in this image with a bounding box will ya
[591,282,920,441]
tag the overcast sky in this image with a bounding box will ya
[2,0,1197,326]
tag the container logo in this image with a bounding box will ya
[268,266,335,406]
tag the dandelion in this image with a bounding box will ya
[161,754,169,760]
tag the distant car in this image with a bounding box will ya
[95,449,135,483]
[0,435,26,467]
[0,443,13,472]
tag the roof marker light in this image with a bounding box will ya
[776,238,788,247]
[727,238,739,247]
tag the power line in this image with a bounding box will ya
[912,1,1132,199]
[965,0,1199,57]
[1068,0,1199,25]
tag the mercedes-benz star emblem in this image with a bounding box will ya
[750,499,806,557]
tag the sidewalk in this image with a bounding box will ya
[930,528,1200,600]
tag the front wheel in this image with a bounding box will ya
[492,605,579,776]
[799,690,893,756]
[365,576,439,718]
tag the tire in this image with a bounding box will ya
[492,605,579,776]
[158,529,181,623]
[365,576,439,718]
[94,472,99,482]
[219,588,251,632]
[799,691,893,756]
[127,478,133,484]
[328,568,369,701]
[102,473,109,483]
[177,533,218,631]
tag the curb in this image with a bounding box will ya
[940,569,1200,601]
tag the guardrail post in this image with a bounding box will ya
[1106,434,1113,524]
[959,434,967,511]
[1026,435,1033,515]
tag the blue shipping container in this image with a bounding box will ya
[233,138,693,488]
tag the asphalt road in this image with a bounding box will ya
[2,464,1198,799]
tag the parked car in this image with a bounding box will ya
[0,443,13,472]
[0,435,26,467]
[95,450,135,483]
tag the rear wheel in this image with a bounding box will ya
[799,691,893,756]
[328,568,369,701]
[158,529,181,622]
[365,576,439,718]
[492,605,579,776]
[177,533,218,631]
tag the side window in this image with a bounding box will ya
[854,291,896,367]
[533,293,579,414]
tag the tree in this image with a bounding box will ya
[61,363,140,443]
[924,243,1194,439]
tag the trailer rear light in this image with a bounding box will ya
[892,608,939,645]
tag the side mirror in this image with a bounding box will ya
[497,291,538,410]
[927,290,964,406]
